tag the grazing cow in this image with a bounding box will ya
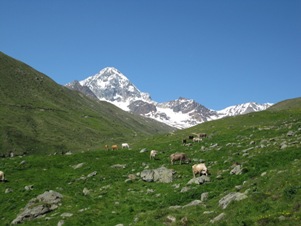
[122,143,130,149]
[150,150,158,160]
[170,153,188,165]
[188,135,194,140]
[111,145,118,150]
[192,163,208,177]
[198,133,207,138]
[193,137,202,143]
[104,145,109,151]
[0,171,5,182]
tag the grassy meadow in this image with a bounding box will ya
[1,99,301,225]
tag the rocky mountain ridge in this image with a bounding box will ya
[66,67,272,128]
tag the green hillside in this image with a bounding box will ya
[268,97,301,111]
[1,97,300,225]
[0,52,174,156]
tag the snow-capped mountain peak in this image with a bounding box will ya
[78,67,151,111]
[66,67,273,129]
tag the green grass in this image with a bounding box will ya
[0,52,174,156]
[1,100,301,225]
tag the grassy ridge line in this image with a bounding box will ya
[0,52,174,155]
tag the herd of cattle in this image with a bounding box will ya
[0,134,208,184]
[151,151,209,178]
[104,133,209,178]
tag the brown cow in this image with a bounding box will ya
[170,153,188,165]
[111,145,118,150]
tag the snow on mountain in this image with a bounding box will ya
[217,102,273,117]
[78,67,152,111]
[66,67,273,129]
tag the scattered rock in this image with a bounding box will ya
[169,199,203,210]
[140,166,174,183]
[187,175,210,185]
[180,187,190,193]
[230,164,243,175]
[12,190,63,224]
[72,163,84,169]
[218,192,247,209]
[61,212,73,218]
[5,188,13,193]
[280,143,288,149]
[140,148,148,153]
[127,174,136,181]
[235,185,243,191]
[166,215,176,224]
[210,213,226,223]
[25,185,34,191]
[201,192,209,202]
[111,164,126,169]
[87,171,97,177]
[182,200,202,208]
[261,172,267,176]
[83,188,90,196]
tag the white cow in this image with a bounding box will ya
[193,137,202,143]
[192,163,208,177]
[150,150,158,160]
[0,171,5,182]
[121,143,130,149]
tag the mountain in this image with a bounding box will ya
[217,102,273,117]
[67,67,152,111]
[67,67,272,128]
[0,52,174,155]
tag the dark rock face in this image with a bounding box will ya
[128,100,157,115]
[65,80,98,100]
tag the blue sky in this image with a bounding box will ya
[1,0,300,110]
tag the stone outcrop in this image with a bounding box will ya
[140,166,174,183]
[12,190,63,224]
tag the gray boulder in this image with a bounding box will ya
[12,190,63,224]
[187,175,210,185]
[230,165,243,175]
[141,166,174,183]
